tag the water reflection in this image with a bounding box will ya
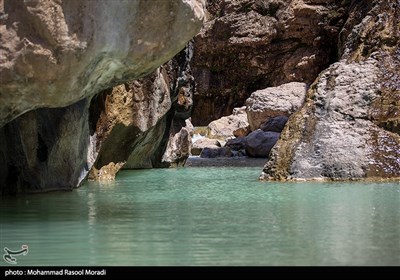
[0,168,399,266]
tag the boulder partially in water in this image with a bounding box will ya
[200,147,233,158]
[261,1,400,181]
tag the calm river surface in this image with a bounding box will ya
[1,165,399,266]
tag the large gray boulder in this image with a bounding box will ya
[246,82,307,131]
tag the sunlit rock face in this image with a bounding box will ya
[261,0,400,181]
[0,0,205,194]
[90,44,195,180]
[0,0,204,126]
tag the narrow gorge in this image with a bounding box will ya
[1,0,399,267]
[1,0,399,195]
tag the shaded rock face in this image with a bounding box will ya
[245,130,280,158]
[200,146,233,158]
[0,0,205,127]
[0,0,205,194]
[90,43,196,179]
[191,0,350,125]
[246,82,307,131]
[0,99,91,194]
[261,0,400,181]
[260,115,289,132]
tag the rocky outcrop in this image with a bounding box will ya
[261,0,400,181]
[208,106,249,140]
[0,0,205,194]
[0,0,205,126]
[159,118,194,167]
[194,82,303,159]
[246,82,307,131]
[89,42,196,179]
[191,0,350,125]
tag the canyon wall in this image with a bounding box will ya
[0,0,205,194]
[191,0,351,125]
[261,0,400,181]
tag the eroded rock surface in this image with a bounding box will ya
[0,0,205,126]
[208,106,249,140]
[90,43,196,179]
[191,0,350,125]
[0,0,205,193]
[261,0,400,181]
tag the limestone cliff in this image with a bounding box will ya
[0,0,204,126]
[191,0,350,125]
[90,43,195,180]
[261,0,400,181]
[0,0,205,194]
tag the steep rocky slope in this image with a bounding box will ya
[261,0,400,181]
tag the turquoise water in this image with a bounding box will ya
[1,166,399,266]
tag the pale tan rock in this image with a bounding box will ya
[191,138,221,156]
[208,106,249,140]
